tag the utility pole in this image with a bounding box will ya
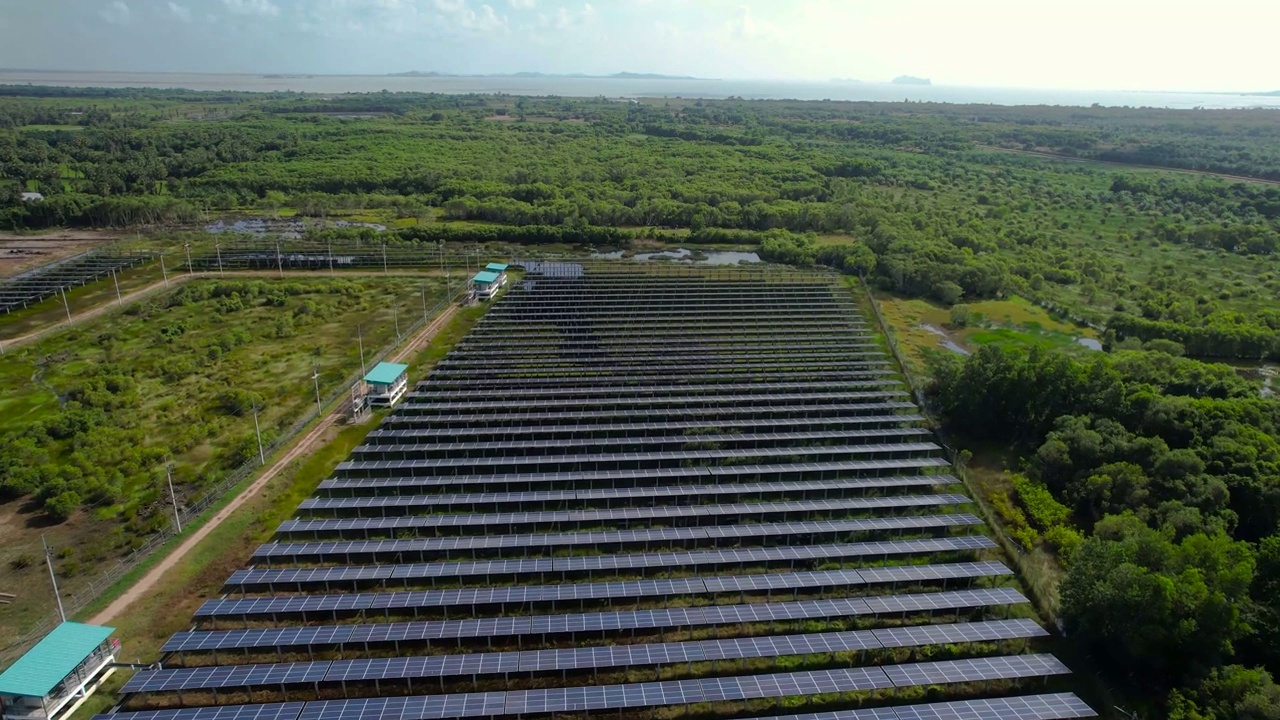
[251,405,266,465]
[312,365,322,417]
[215,241,224,274]
[111,268,122,306]
[357,324,366,375]
[160,252,169,287]
[275,240,283,278]
[183,243,192,275]
[43,535,66,623]
[166,463,182,533]
[381,242,388,275]
[392,304,400,339]
[421,286,429,323]
[60,287,72,322]
[328,242,335,277]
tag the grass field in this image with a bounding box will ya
[0,275,455,642]
[875,293,1100,376]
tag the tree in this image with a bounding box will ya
[1061,514,1254,684]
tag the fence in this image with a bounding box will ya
[855,278,1057,623]
[1,278,466,663]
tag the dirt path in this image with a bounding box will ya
[87,301,458,626]
[3,269,455,352]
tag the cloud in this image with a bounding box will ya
[99,1,131,25]
[168,2,193,22]
[508,0,535,8]
[434,0,509,35]
[221,0,281,17]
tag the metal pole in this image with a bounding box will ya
[382,243,388,275]
[252,407,266,465]
[276,240,283,278]
[328,242,335,277]
[166,464,182,533]
[357,325,366,375]
[43,535,66,623]
[60,287,72,322]
[421,286,429,323]
[393,305,400,339]
[312,366,322,417]
[112,268,122,306]
[216,242,224,274]
[160,253,169,287]
[184,244,192,274]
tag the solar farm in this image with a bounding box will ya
[94,265,1095,720]
[0,247,153,313]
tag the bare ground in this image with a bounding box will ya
[0,232,127,278]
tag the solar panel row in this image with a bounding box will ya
[227,537,995,587]
[166,587,1030,652]
[128,620,1047,692]
[252,513,987,560]
[103,655,1071,720]
[198,561,1012,618]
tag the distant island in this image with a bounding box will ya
[891,75,931,86]
[386,71,700,80]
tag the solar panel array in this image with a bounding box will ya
[0,247,153,313]
[99,268,1092,720]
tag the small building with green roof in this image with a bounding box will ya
[363,361,409,407]
[484,262,509,273]
[472,269,506,301]
[0,622,118,720]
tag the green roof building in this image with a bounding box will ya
[484,262,509,273]
[0,622,118,720]
[363,361,409,408]
[472,269,506,301]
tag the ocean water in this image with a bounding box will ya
[2,70,1278,109]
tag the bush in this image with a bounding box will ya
[44,490,82,521]
[949,304,972,328]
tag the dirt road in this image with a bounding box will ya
[87,301,458,626]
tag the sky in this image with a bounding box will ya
[0,0,1276,92]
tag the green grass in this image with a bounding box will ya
[0,276,453,642]
[66,417,383,720]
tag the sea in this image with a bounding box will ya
[2,70,1279,109]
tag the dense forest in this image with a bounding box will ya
[932,346,1280,718]
[2,87,1278,361]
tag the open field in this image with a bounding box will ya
[872,293,1100,377]
[0,275,455,642]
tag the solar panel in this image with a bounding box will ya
[138,620,1046,691]
[726,693,1096,720]
[250,513,986,561]
[228,536,995,588]
[198,561,1010,618]
[274,495,971,536]
[107,655,1072,720]
[165,587,1030,652]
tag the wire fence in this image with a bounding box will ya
[855,278,1056,621]
[1,278,466,664]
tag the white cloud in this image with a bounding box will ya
[508,0,535,8]
[99,1,131,25]
[434,0,509,35]
[168,2,192,22]
[221,0,281,17]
